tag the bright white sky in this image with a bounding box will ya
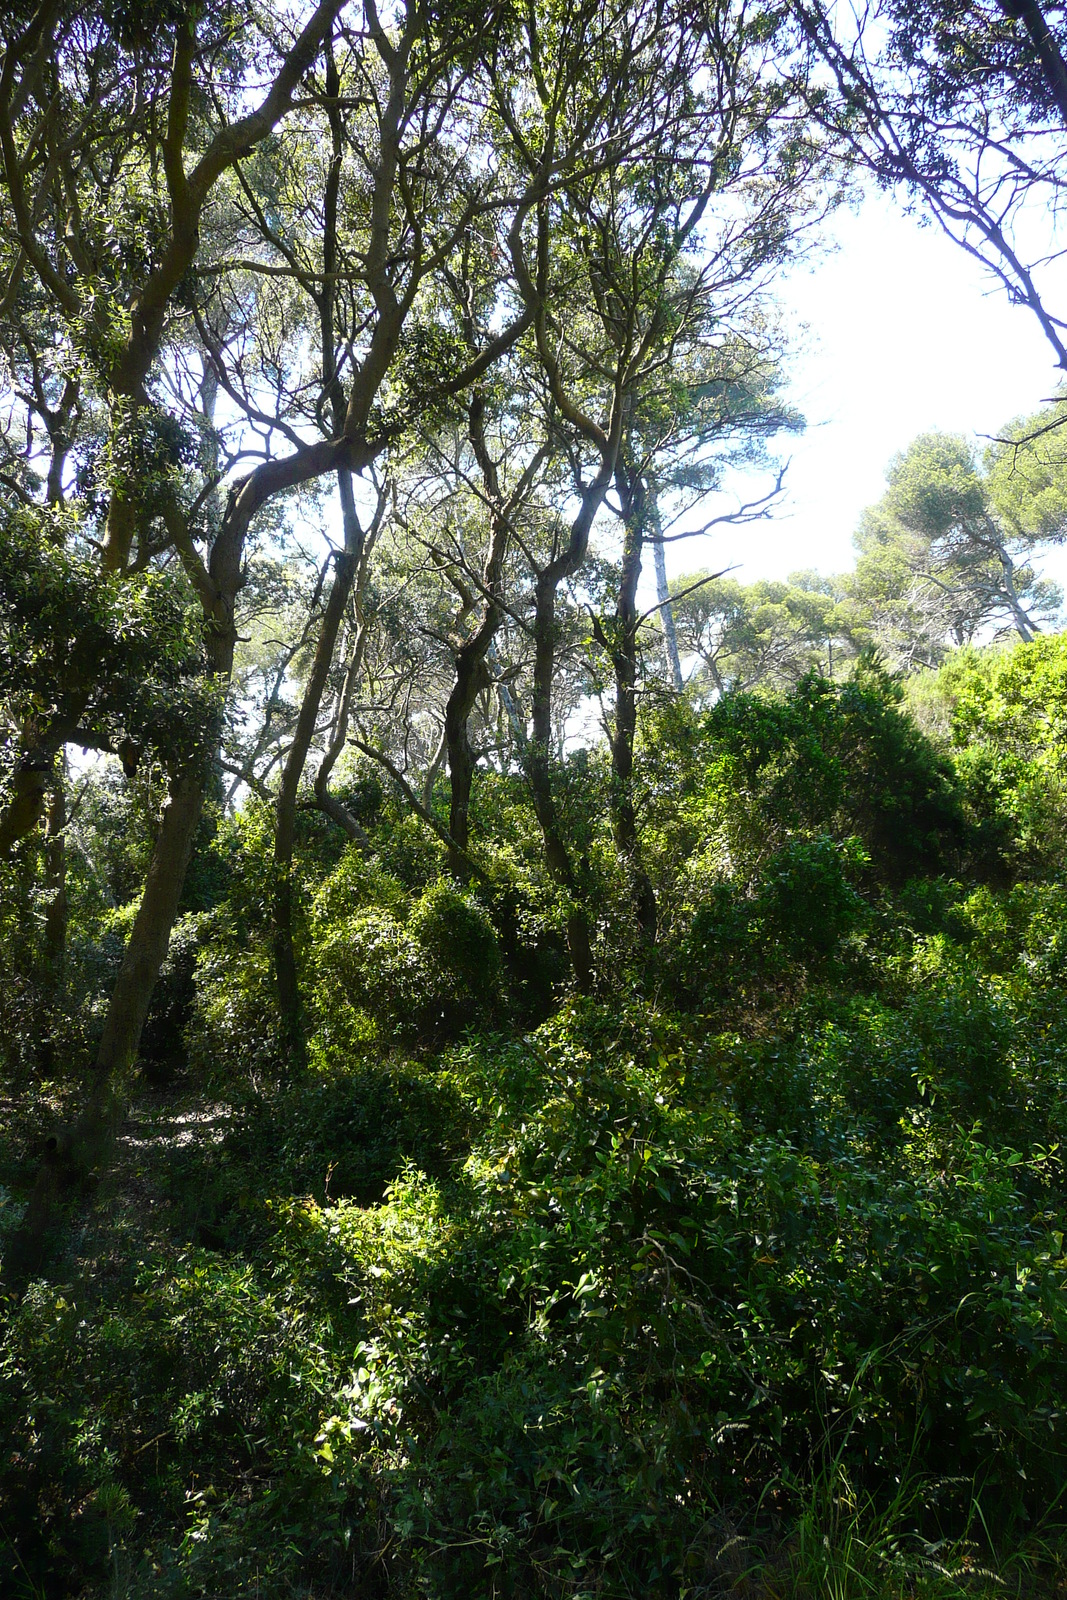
[667,188,1065,593]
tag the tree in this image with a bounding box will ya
[480,0,829,976]
[0,0,535,1217]
[790,0,1067,372]
[664,570,853,696]
[847,428,1066,665]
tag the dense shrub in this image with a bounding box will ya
[186,938,283,1082]
[915,635,1067,871]
[0,1252,347,1598]
[288,1001,1067,1595]
[672,834,869,1005]
[5,637,1067,1598]
[312,878,501,1049]
[409,879,502,1036]
[643,663,971,915]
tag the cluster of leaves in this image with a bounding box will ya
[916,632,1067,869]
[639,660,973,1013]
[0,507,214,777]
[3,639,1067,1596]
[663,409,1067,695]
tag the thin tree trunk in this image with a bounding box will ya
[995,537,1038,640]
[423,725,449,818]
[442,392,523,875]
[519,438,621,991]
[609,461,657,943]
[271,38,369,1039]
[43,760,67,970]
[650,482,683,692]
[272,531,361,1046]
[272,469,379,1041]
[492,650,527,751]
[313,548,376,850]
[527,565,594,991]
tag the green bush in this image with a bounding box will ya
[643,664,970,907]
[284,1007,1067,1596]
[0,1254,345,1598]
[755,834,868,957]
[408,879,502,1040]
[314,904,422,1047]
[311,879,501,1049]
[673,834,868,1005]
[916,636,1067,871]
[186,938,283,1084]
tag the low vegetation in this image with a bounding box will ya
[3,642,1067,1598]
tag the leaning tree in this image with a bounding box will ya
[0,0,531,1195]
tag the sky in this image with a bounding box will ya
[665,188,1065,593]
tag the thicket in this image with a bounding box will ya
[2,641,1067,1598]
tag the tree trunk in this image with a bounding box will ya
[43,763,67,970]
[493,653,527,750]
[519,440,620,992]
[422,725,448,818]
[11,764,207,1275]
[0,760,50,857]
[650,482,683,692]
[527,567,594,991]
[313,555,376,852]
[272,535,360,1047]
[272,469,371,1042]
[91,770,205,1104]
[995,537,1038,641]
[10,430,368,1275]
[446,648,493,874]
[444,392,514,877]
[609,461,657,943]
[999,0,1067,127]
[0,702,87,858]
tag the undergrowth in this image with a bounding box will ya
[3,657,1067,1596]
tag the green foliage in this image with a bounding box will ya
[666,569,852,696]
[675,834,869,1004]
[0,1251,346,1598]
[754,834,869,956]
[281,991,1067,1595]
[985,392,1067,542]
[642,664,972,1015]
[80,400,199,529]
[846,431,1064,661]
[313,904,422,1047]
[186,940,282,1084]
[408,879,503,1033]
[312,877,502,1050]
[0,509,214,781]
[7,638,1067,1598]
[919,634,1067,869]
[648,663,968,892]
